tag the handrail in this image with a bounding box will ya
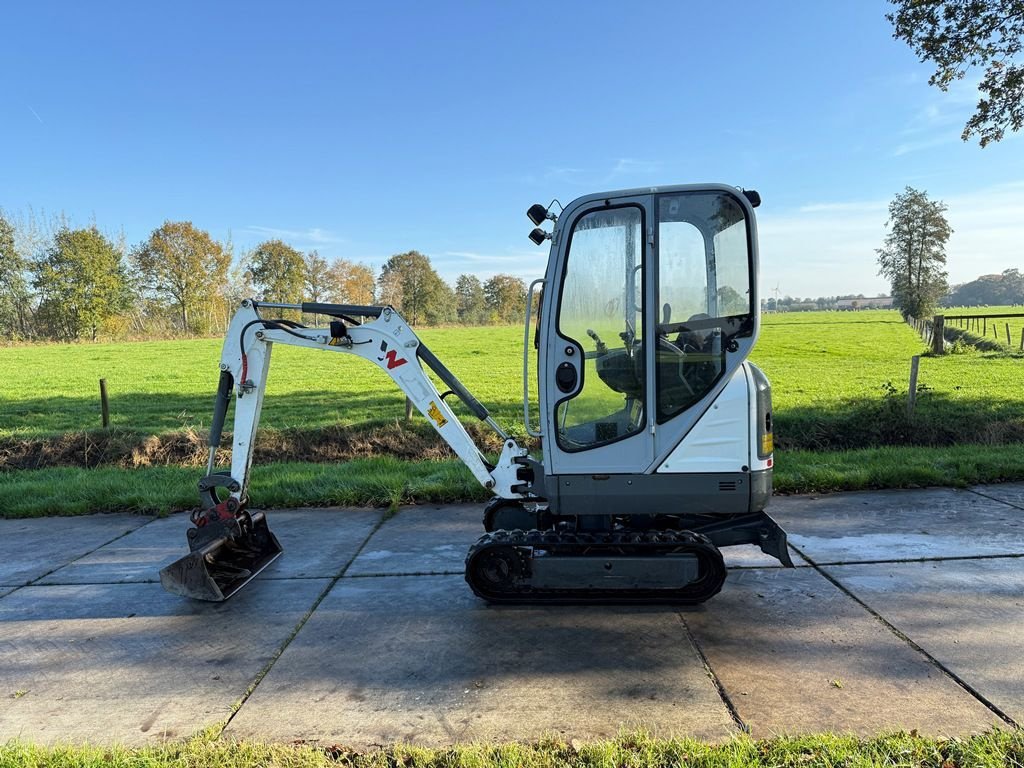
[523,278,546,437]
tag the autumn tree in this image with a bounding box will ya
[889,0,1024,145]
[0,213,33,339]
[483,273,526,323]
[326,259,375,305]
[378,251,454,325]
[876,187,952,318]
[455,274,488,325]
[133,221,231,333]
[303,250,331,303]
[33,226,131,341]
[248,239,305,307]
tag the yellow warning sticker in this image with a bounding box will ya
[427,400,448,428]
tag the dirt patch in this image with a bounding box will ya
[0,422,523,471]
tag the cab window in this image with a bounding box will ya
[656,192,752,423]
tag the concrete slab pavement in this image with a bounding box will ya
[2,486,1023,746]
[0,579,330,745]
[971,481,1024,510]
[683,567,1002,737]
[227,575,737,747]
[0,514,150,587]
[771,488,1024,563]
[38,508,382,585]
[346,504,482,576]
[825,558,1024,725]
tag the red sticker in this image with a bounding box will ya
[383,349,407,369]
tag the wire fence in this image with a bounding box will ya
[944,313,1024,350]
[908,312,1024,353]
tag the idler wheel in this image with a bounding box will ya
[469,545,523,591]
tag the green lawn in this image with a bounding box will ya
[2,730,1022,768]
[757,311,1024,449]
[0,327,528,438]
[2,310,1024,517]
[2,310,1022,445]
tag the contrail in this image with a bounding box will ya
[28,106,44,125]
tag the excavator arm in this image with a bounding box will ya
[160,299,530,601]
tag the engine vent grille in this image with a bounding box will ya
[718,480,738,492]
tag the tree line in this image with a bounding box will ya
[0,212,528,342]
[763,295,893,313]
[942,269,1024,307]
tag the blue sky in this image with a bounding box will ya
[3,0,1022,298]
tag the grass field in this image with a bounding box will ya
[3,310,1024,516]
[3,310,1022,446]
[943,304,1024,350]
[1,729,1022,768]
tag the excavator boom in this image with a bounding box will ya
[160,299,529,601]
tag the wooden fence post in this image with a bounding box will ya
[1020,327,1023,352]
[1006,323,1011,345]
[908,355,920,416]
[932,314,945,355]
[99,379,110,429]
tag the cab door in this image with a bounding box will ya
[539,195,655,475]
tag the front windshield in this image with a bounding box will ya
[555,205,644,451]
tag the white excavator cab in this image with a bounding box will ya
[161,183,790,605]
[536,186,758,468]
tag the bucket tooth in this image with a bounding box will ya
[160,510,282,601]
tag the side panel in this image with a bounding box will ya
[656,367,750,474]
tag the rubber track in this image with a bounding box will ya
[464,528,727,604]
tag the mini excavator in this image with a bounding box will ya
[160,183,793,604]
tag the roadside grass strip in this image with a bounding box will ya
[2,730,1022,768]
[3,443,1024,518]
[6,442,1024,520]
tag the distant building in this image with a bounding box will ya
[836,296,894,310]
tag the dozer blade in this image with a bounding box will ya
[160,510,283,601]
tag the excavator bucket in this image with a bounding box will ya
[160,510,282,601]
